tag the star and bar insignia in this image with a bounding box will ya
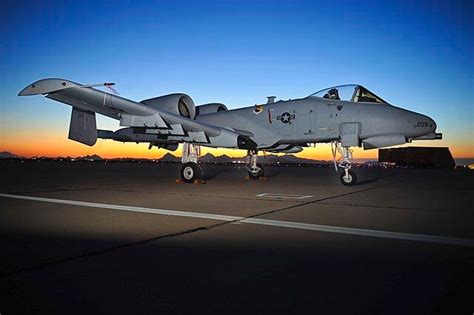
[277,112,295,124]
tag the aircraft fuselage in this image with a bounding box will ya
[196,97,437,149]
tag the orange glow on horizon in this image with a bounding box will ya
[1,138,473,160]
[1,127,472,160]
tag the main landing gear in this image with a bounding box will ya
[246,150,264,180]
[331,141,357,186]
[180,143,202,183]
[179,145,265,183]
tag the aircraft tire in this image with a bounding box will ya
[340,170,357,186]
[181,162,202,183]
[248,164,264,180]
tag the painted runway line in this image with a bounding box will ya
[0,193,241,221]
[1,193,474,248]
[256,193,313,199]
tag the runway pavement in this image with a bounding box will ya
[0,160,473,314]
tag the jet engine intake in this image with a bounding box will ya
[140,94,196,119]
[196,103,228,116]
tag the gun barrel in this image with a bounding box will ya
[412,132,442,141]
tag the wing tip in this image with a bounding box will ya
[18,78,79,96]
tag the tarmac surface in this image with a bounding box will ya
[0,160,473,314]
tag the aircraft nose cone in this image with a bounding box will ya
[414,113,437,135]
[429,117,437,131]
[423,115,437,132]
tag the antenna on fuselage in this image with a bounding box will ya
[266,96,276,104]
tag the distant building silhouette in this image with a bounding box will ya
[379,147,455,169]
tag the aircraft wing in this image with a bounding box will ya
[19,78,256,149]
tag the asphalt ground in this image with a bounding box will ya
[0,160,473,314]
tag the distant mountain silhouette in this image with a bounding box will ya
[261,154,325,164]
[159,153,181,162]
[0,151,330,164]
[157,152,328,164]
[77,154,103,161]
[200,153,243,163]
[0,151,23,159]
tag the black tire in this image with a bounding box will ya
[248,164,264,180]
[340,170,357,186]
[180,162,202,183]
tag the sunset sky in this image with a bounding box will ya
[1,0,472,160]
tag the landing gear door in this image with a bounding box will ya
[68,107,97,146]
[339,122,360,147]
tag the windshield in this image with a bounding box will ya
[309,84,388,104]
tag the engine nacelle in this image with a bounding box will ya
[362,134,407,150]
[196,103,228,116]
[140,94,196,119]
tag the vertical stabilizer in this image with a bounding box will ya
[68,107,97,146]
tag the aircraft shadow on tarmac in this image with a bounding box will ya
[355,178,378,185]
[200,166,233,180]
[201,165,282,180]
[199,165,398,185]
[354,171,397,185]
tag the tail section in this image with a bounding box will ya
[68,107,97,146]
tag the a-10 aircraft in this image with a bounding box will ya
[19,79,442,185]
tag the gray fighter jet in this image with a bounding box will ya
[19,79,442,185]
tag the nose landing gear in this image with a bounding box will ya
[340,169,357,186]
[331,141,357,186]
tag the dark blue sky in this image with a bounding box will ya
[1,0,473,156]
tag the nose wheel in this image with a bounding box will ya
[340,169,357,186]
[332,141,358,186]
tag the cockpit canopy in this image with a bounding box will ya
[309,84,388,104]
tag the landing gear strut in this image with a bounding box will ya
[246,150,264,180]
[331,141,357,186]
[180,143,202,183]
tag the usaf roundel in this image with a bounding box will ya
[277,112,295,124]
